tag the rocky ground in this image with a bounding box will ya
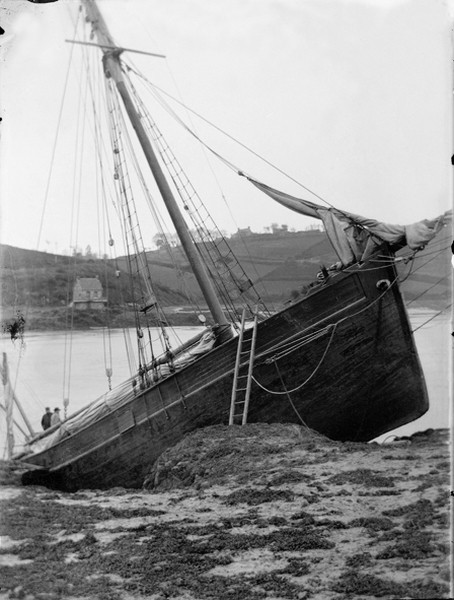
[0,424,451,600]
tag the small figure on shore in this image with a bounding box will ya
[50,408,61,427]
[41,407,52,431]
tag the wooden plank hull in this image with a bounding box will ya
[20,251,428,491]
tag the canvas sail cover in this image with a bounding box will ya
[248,177,446,266]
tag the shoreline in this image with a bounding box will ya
[2,302,446,336]
[1,306,217,334]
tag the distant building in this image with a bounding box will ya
[72,277,106,310]
[231,226,254,238]
[271,224,288,234]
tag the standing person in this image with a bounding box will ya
[50,408,61,427]
[41,407,52,431]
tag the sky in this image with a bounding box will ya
[0,0,452,255]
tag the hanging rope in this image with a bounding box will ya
[252,324,337,395]
[273,361,310,429]
[105,78,150,372]
[251,272,401,397]
[62,34,92,416]
[89,59,138,379]
[5,8,82,427]
[92,72,114,390]
[36,9,81,250]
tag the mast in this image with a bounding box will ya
[81,0,230,329]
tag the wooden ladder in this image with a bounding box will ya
[229,308,258,425]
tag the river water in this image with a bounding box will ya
[0,309,451,455]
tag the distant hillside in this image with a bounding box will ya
[139,228,451,308]
[0,245,188,308]
[0,223,450,331]
[131,230,339,304]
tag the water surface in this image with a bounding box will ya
[0,310,450,455]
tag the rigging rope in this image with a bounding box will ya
[123,62,338,210]
[36,9,81,250]
[274,361,310,428]
[105,78,150,371]
[91,60,114,389]
[252,324,337,395]
[411,305,451,334]
[5,8,81,436]
[124,61,454,241]
[406,275,449,306]
[262,325,334,363]
[404,244,451,277]
[104,74,185,381]
[74,41,142,382]
[62,35,92,415]
[123,68,269,321]
[110,84,186,353]
[129,60,276,311]
[124,60,399,238]
[123,58,453,327]
[251,273,400,396]
[111,82,204,335]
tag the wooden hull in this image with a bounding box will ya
[21,251,428,491]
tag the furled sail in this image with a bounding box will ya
[247,177,447,266]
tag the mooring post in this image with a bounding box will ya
[3,353,14,458]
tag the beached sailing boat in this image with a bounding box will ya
[16,0,446,491]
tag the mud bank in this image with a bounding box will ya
[0,424,451,599]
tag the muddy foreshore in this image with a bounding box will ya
[0,424,451,600]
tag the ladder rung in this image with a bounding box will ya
[230,310,258,427]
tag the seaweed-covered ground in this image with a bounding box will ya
[0,424,451,599]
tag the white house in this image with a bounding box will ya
[72,277,106,310]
